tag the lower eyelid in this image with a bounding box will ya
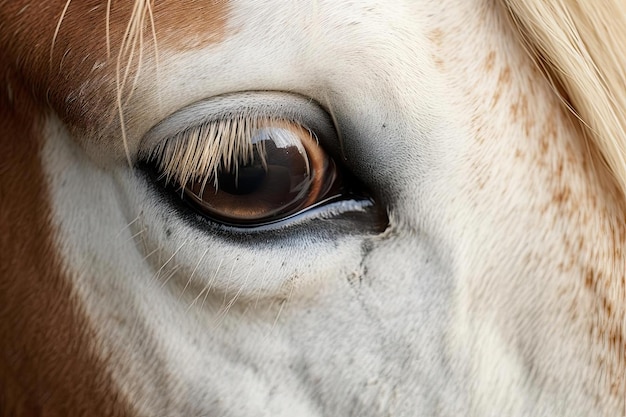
[188,198,376,234]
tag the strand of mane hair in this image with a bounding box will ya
[502,0,626,201]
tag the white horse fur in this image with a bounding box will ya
[1,0,625,415]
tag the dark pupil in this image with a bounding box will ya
[216,141,308,202]
[182,129,317,225]
[218,164,266,195]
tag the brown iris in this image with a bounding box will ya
[182,123,339,226]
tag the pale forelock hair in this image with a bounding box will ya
[502,0,626,200]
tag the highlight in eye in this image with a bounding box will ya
[145,116,343,226]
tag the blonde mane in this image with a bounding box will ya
[502,0,626,200]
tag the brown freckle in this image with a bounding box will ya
[610,380,621,397]
[428,28,444,47]
[497,67,512,86]
[510,94,529,122]
[613,246,622,259]
[491,90,501,108]
[539,136,549,154]
[608,328,624,355]
[484,51,496,72]
[602,296,613,317]
[514,149,523,158]
[545,120,557,138]
[556,160,564,178]
[433,56,445,69]
[524,119,533,135]
[585,270,594,289]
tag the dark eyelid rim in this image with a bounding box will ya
[139,91,339,155]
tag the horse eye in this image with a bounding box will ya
[180,122,341,227]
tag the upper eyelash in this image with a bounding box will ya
[143,116,315,191]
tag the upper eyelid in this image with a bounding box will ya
[139,91,337,155]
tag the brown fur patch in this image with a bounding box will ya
[0,2,231,413]
[0,68,132,415]
[0,0,230,135]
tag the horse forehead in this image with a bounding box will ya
[2,0,230,56]
[2,0,447,160]
[0,1,231,131]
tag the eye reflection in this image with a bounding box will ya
[182,123,340,226]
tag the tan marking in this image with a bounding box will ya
[427,27,444,47]
[428,28,446,69]
[0,68,131,415]
[491,89,501,108]
[433,56,445,70]
[509,94,528,124]
[484,50,496,72]
[440,4,626,407]
[536,107,626,409]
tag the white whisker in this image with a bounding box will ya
[145,0,161,112]
[50,0,72,64]
[213,265,253,328]
[271,299,287,332]
[187,258,223,312]
[159,264,181,288]
[142,246,160,262]
[254,260,271,307]
[153,240,186,281]
[179,248,208,300]
[116,214,141,238]
[125,227,146,243]
[105,0,112,58]
[218,260,238,307]
[270,279,295,333]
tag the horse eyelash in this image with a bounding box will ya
[145,116,313,192]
